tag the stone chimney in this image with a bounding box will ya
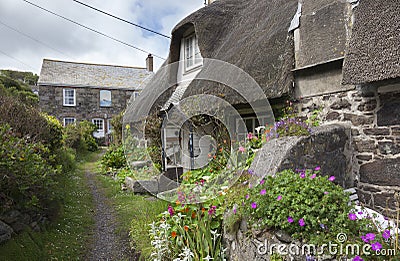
[207,0,216,5]
[146,54,153,72]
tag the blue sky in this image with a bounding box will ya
[0,0,204,74]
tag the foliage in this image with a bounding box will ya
[0,124,60,213]
[0,73,38,105]
[149,203,226,261]
[110,111,124,146]
[101,145,127,170]
[266,118,312,139]
[0,154,95,260]
[63,120,98,153]
[0,69,39,85]
[240,168,397,260]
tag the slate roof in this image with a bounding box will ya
[38,59,153,90]
[342,0,400,84]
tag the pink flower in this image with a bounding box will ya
[260,189,266,195]
[277,195,282,201]
[287,216,294,223]
[371,241,382,251]
[348,213,357,221]
[300,173,306,178]
[208,206,217,216]
[353,256,364,261]
[299,218,305,227]
[251,202,257,209]
[328,176,335,181]
[324,191,329,195]
[247,133,253,140]
[233,207,237,214]
[314,166,321,171]
[310,174,316,179]
[260,179,265,185]
[239,146,246,153]
[245,194,250,200]
[382,230,390,240]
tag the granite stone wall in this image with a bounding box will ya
[297,88,400,214]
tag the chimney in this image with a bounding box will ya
[146,54,153,72]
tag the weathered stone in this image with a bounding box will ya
[129,161,151,169]
[377,100,400,126]
[392,127,400,136]
[0,210,21,225]
[378,141,400,155]
[10,222,27,233]
[275,230,292,243]
[325,112,340,121]
[356,154,373,161]
[354,140,376,153]
[360,159,400,187]
[0,220,13,244]
[251,124,353,188]
[125,177,158,194]
[330,99,351,110]
[363,128,390,136]
[374,193,397,210]
[358,191,373,206]
[351,128,360,136]
[357,100,377,111]
[158,174,179,192]
[343,113,374,126]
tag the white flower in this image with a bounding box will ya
[203,255,214,261]
[255,125,266,135]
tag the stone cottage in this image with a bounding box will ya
[125,0,399,213]
[38,56,154,141]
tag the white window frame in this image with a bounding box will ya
[63,88,76,106]
[63,118,76,127]
[184,34,202,72]
[92,118,104,132]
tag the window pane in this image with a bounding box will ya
[100,90,112,107]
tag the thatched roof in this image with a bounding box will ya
[342,0,400,85]
[177,0,298,103]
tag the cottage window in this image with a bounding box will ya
[63,118,76,126]
[100,90,112,107]
[184,34,202,71]
[133,91,140,100]
[63,89,76,106]
[92,118,104,132]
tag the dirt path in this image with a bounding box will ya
[83,153,134,261]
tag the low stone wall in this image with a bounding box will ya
[297,89,400,214]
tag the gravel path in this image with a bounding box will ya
[84,159,135,261]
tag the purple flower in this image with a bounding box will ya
[348,213,357,221]
[277,195,282,201]
[287,216,294,223]
[314,166,321,171]
[299,218,305,227]
[260,179,265,185]
[328,176,335,181]
[324,191,329,195]
[382,230,390,240]
[371,241,382,251]
[260,189,266,195]
[168,205,174,217]
[233,207,237,214]
[365,233,375,242]
[319,223,325,229]
[310,174,316,179]
[352,256,364,261]
[245,194,250,200]
[248,169,255,175]
[251,202,257,209]
[208,206,217,216]
[300,173,306,178]
[358,211,363,215]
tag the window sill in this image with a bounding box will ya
[184,64,202,75]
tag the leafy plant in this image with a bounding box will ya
[101,145,127,170]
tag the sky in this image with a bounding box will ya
[0,0,205,74]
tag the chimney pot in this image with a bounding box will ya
[146,54,154,72]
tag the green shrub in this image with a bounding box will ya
[0,124,59,213]
[63,121,98,153]
[101,145,127,170]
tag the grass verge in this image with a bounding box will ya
[95,164,168,260]
[0,154,95,261]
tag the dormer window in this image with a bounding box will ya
[184,34,202,71]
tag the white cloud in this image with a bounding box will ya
[0,0,204,74]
